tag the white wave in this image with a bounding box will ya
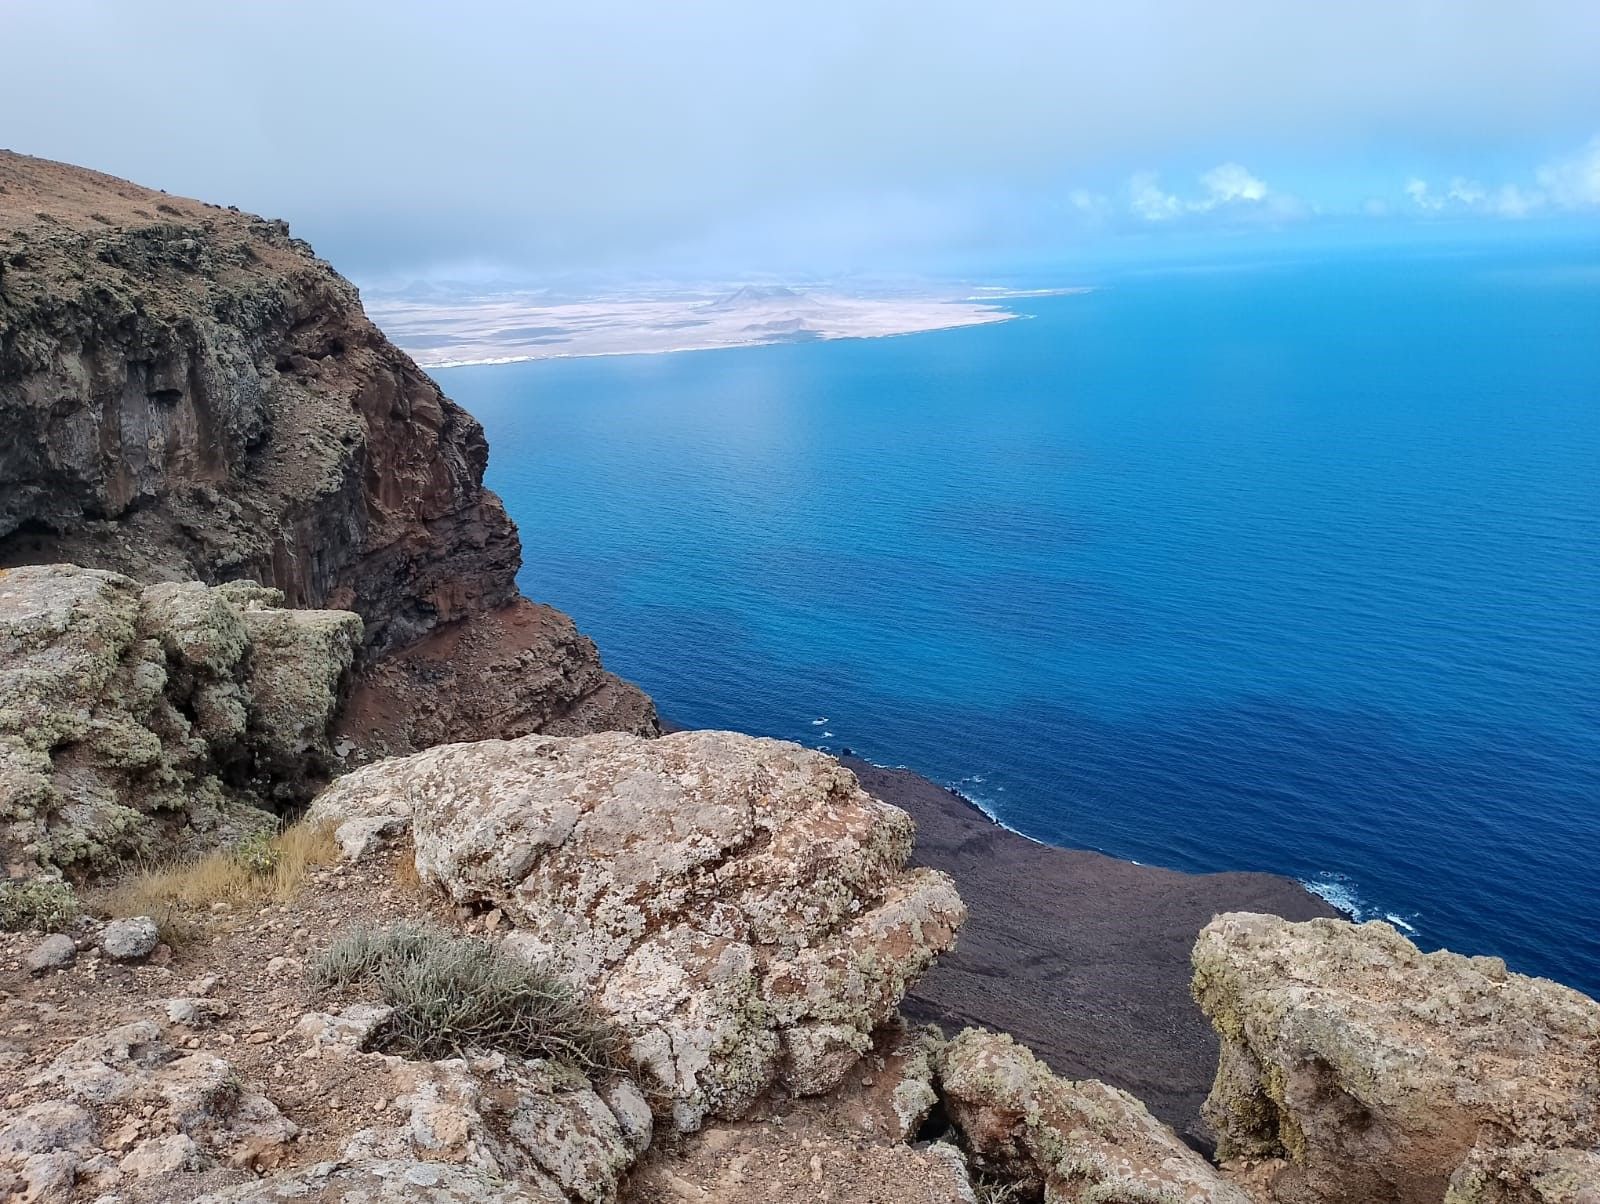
[1303,873,1423,936]
[822,731,834,738]
[1302,872,1367,920]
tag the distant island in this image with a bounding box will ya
[365,280,1086,365]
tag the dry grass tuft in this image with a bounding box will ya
[91,818,339,942]
[972,1176,1026,1204]
[391,845,423,893]
[310,922,628,1073]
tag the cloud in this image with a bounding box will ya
[1404,135,1600,220]
[1199,163,1269,205]
[1125,163,1289,223]
[1128,172,1185,221]
[1536,136,1600,207]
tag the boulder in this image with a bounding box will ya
[936,1027,1251,1203]
[1192,912,1600,1204]
[0,1099,103,1204]
[310,729,966,1131]
[0,563,360,872]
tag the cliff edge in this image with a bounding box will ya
[0,151,655,753]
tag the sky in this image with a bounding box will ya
[4,1,1599,284]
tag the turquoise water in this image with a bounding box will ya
[439,244,1600,995]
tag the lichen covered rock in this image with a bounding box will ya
[193,1158,565,1203]
[309,729,966,1131]
[1192,912,1600,1204]
[22,1020,297,1171]
[0,563,360,874]
[936,1027,1250,1203]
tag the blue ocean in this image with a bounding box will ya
[438,243,1600,997]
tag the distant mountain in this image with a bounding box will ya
[700,284,827,312]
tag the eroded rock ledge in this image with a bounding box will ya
[1193,912,1600,1204]
[0,150,655,751]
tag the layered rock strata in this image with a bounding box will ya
[0,150,654,752]
[309,729,968,1131]
[0,563,359,874]
[1193,912,1600,1204]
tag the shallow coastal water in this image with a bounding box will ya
[439,243,1600,995]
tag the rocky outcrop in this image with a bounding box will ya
[309,729,967,1132]
[4,1019,298,1199]
[936,1028,1250,1203]
[0,150,655,752]
[1192,913,1600,1204]
[0,562,359,875]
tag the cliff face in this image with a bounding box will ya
[0,151,655,750]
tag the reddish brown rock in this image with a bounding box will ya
[0,151,655,754]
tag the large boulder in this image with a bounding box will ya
[1192,913,1600,1204]
[309,729,967,1131]
[936,1028,1250,1203]
[0,563,360,874]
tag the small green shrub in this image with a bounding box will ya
[311,923,627,1073]
[229,827,282,877]
[0,878,80,932]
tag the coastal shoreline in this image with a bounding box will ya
[372,285,1090,368]
[842,752,1339,1149]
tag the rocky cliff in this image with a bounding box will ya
[0,151,654,752]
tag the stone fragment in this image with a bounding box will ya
[120,1133,202,1176]
[26,933,76,972]
[101,916,159,961]
[296,1004,395,1054]
[162,997,231,1027]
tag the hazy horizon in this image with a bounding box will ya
[5,1,1599,288]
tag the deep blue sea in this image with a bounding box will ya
[438,243,1600,997]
